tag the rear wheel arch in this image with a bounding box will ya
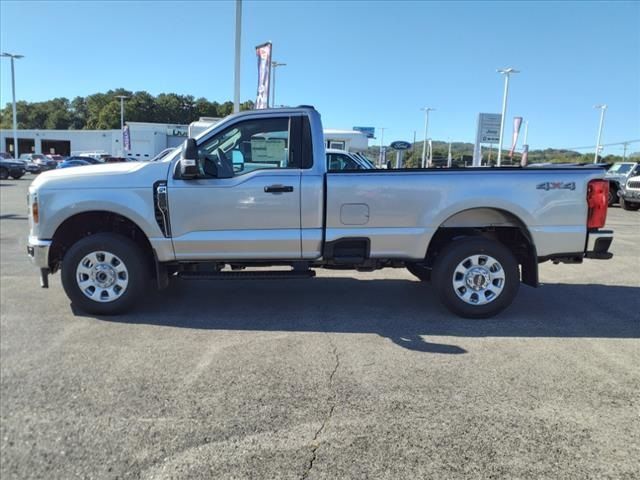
[423,207,538,287]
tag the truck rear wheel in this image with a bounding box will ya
[61,233,148,315]
[432,237,519,318]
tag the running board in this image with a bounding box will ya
[179,269,316,280]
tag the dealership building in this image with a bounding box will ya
[1,120,370,159]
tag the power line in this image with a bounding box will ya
[559,139,640,151]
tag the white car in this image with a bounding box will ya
[619,175,640,211]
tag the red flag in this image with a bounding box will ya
[509,117,523,158]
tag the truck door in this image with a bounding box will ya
[168,115,303,260]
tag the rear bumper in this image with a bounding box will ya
[585,229,613,260]
[27,236,52,269]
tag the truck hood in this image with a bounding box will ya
[30,161,172,190]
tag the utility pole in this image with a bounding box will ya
[623,141,629,160]
[593,104,607,163]
[496,67,519,166]
[271,61,286,107]
[379,127,386,167]
[115,95,128,156]
[420,107,435,168]
[233,0,242,113]
[1,52,24,157]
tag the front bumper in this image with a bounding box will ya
[35,163,56,171]
[27,236,52,269]
[585,229,613,260]
[620,190,640,202]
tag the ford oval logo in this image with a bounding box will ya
[390,141,411,150]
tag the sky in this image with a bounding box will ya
[1,0,639,153]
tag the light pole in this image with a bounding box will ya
[115,95,128,156]
[271,61,286,107]
[496,67,519,167]
[1,52,24,157]
[233,0,242,113]
[420,107,435,168]
[379,127,386,167]
[593,104,607,163]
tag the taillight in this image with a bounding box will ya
[587,179,608,229]
[31,194,39,224]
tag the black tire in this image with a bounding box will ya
[0,168,8,180]
[621,197,640,211]
[406,262,431,281]
[432,237,520,319]
[61,233,149,315]
[10,173,24,180]
[607,185,618,206]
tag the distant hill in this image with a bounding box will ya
[365,141,632,167]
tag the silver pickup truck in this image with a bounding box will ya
[27,106,614,318]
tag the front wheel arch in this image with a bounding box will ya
[49,211,154,275]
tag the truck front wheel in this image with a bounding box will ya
[432,237,519,319]
[61,233,148,315]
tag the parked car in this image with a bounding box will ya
[57,159,91,169]
[604,162,640,206]
[46,154,65,163]
[0,157,26,179]
[27,106,615,319]
[0,152,14,160]
[64,156,102,165]
[20,153,57,171]
[326,148,373,171]
[618,175,640,211]
[71,151,110,161]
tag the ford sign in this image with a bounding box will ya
[390,141,411,150]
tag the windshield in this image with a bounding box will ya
[152,148,176,162]
[608,163,634,174]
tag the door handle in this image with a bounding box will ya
[264,185,294,193]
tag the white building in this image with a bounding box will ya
[1,118,368,159]
[0,121,201,160]
[323,129,369,152]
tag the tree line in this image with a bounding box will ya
[0,88,255,130]
[1,90,636,164]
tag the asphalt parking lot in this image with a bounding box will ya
[1,176,639,479]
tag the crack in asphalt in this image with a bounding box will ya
[301,335,340,480]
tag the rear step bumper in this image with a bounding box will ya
[179,269,316,280]
[585,229,614,260]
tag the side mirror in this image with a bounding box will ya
[179,138,199,179]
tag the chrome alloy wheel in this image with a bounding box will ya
[75,251,129,303]
[452,254,505,306]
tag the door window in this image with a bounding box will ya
[198,117,293,176]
